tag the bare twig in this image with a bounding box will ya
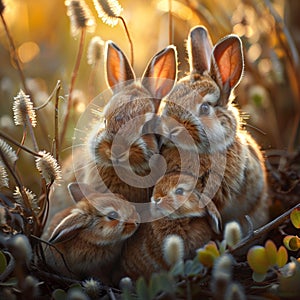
[230,202,300,255]
[15,130,27,158]
[0,130,42,158]
[0,149,33,220]
[0,12,30,100]
[118,16,134,67]
[60,28,86,147]
[168,0,173,45]
[34,81,62,111]
[25,115,39,153]
[54,81,61,163]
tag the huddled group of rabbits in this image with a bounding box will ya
[41,26,269,284]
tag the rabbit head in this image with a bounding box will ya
[161,26,244,154]
[151,172,221,234]
[48,183,140,246]
[90,41,177,171]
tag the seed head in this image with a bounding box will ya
[35,151,62,184]
[119,277,133,291]
[0,206,6,225]
[13,186,39,215]
[224,221,242,247]
[0,163,9,188]
[163,234,184,266]
[211,254,233,296]
[87,36,104,66]
[93,0,123,26]
[65,0,95,36]
[82,278,103,298]
[0,138,18,166]
[13,89,37,127]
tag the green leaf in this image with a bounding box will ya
[283,235,300,251]
[170,260,184,276]
[0,251,7,274]
[184,260,193,275]
[136,277,150,300]
[276,246,288,268]
[187,257,204,276]
[265,240,277,266]
[121,289,136,300]
[197,249,215,268]
[148,274,163,299]
[247,246,269,274]
[52,289,67,300]
[154,273,175,295]
[290,208,300,229]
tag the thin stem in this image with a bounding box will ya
[34,80,62,111]
[0,130,42,157]
[230,202,300,255]
[15,130,27,157]
[54,80,61,163]
[60,28,86,147]
[0,12,31,101]
[168,0,173,45]
[26,115,39,152]
[0,149,34,222]
[118,16,134,67]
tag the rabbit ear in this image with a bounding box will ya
[49,210,88,244]
[205,201,222,234]
[106,41,135,90]
[188,26,213,74]
[142,45,177,108]
[68,182,96,203]
[210,35,244,101]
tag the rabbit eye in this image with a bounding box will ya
[175,187,184,195]
[199,102,210,115]
[107,211,120,220]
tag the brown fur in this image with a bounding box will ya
[61,43,177,205]
[115,173,221,281]
[159,26,268,232]
[42,190,139,282]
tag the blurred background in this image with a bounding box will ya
[0,0,299,192]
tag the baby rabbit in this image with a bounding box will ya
[42,182,140,282]
[117,172,221,281]
[159,26,268,231]
[81,41,177,203]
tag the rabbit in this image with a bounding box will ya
[115,172,221,281]
[42,182,140,282]
[78,41,178,204]
[48,42,177,220]
[158,26,269,232]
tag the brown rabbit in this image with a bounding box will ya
[159,26,268,232]
[48,42,177,220]
[42,182,140,282]
[116,172,221,281]
[78,41,177,203]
